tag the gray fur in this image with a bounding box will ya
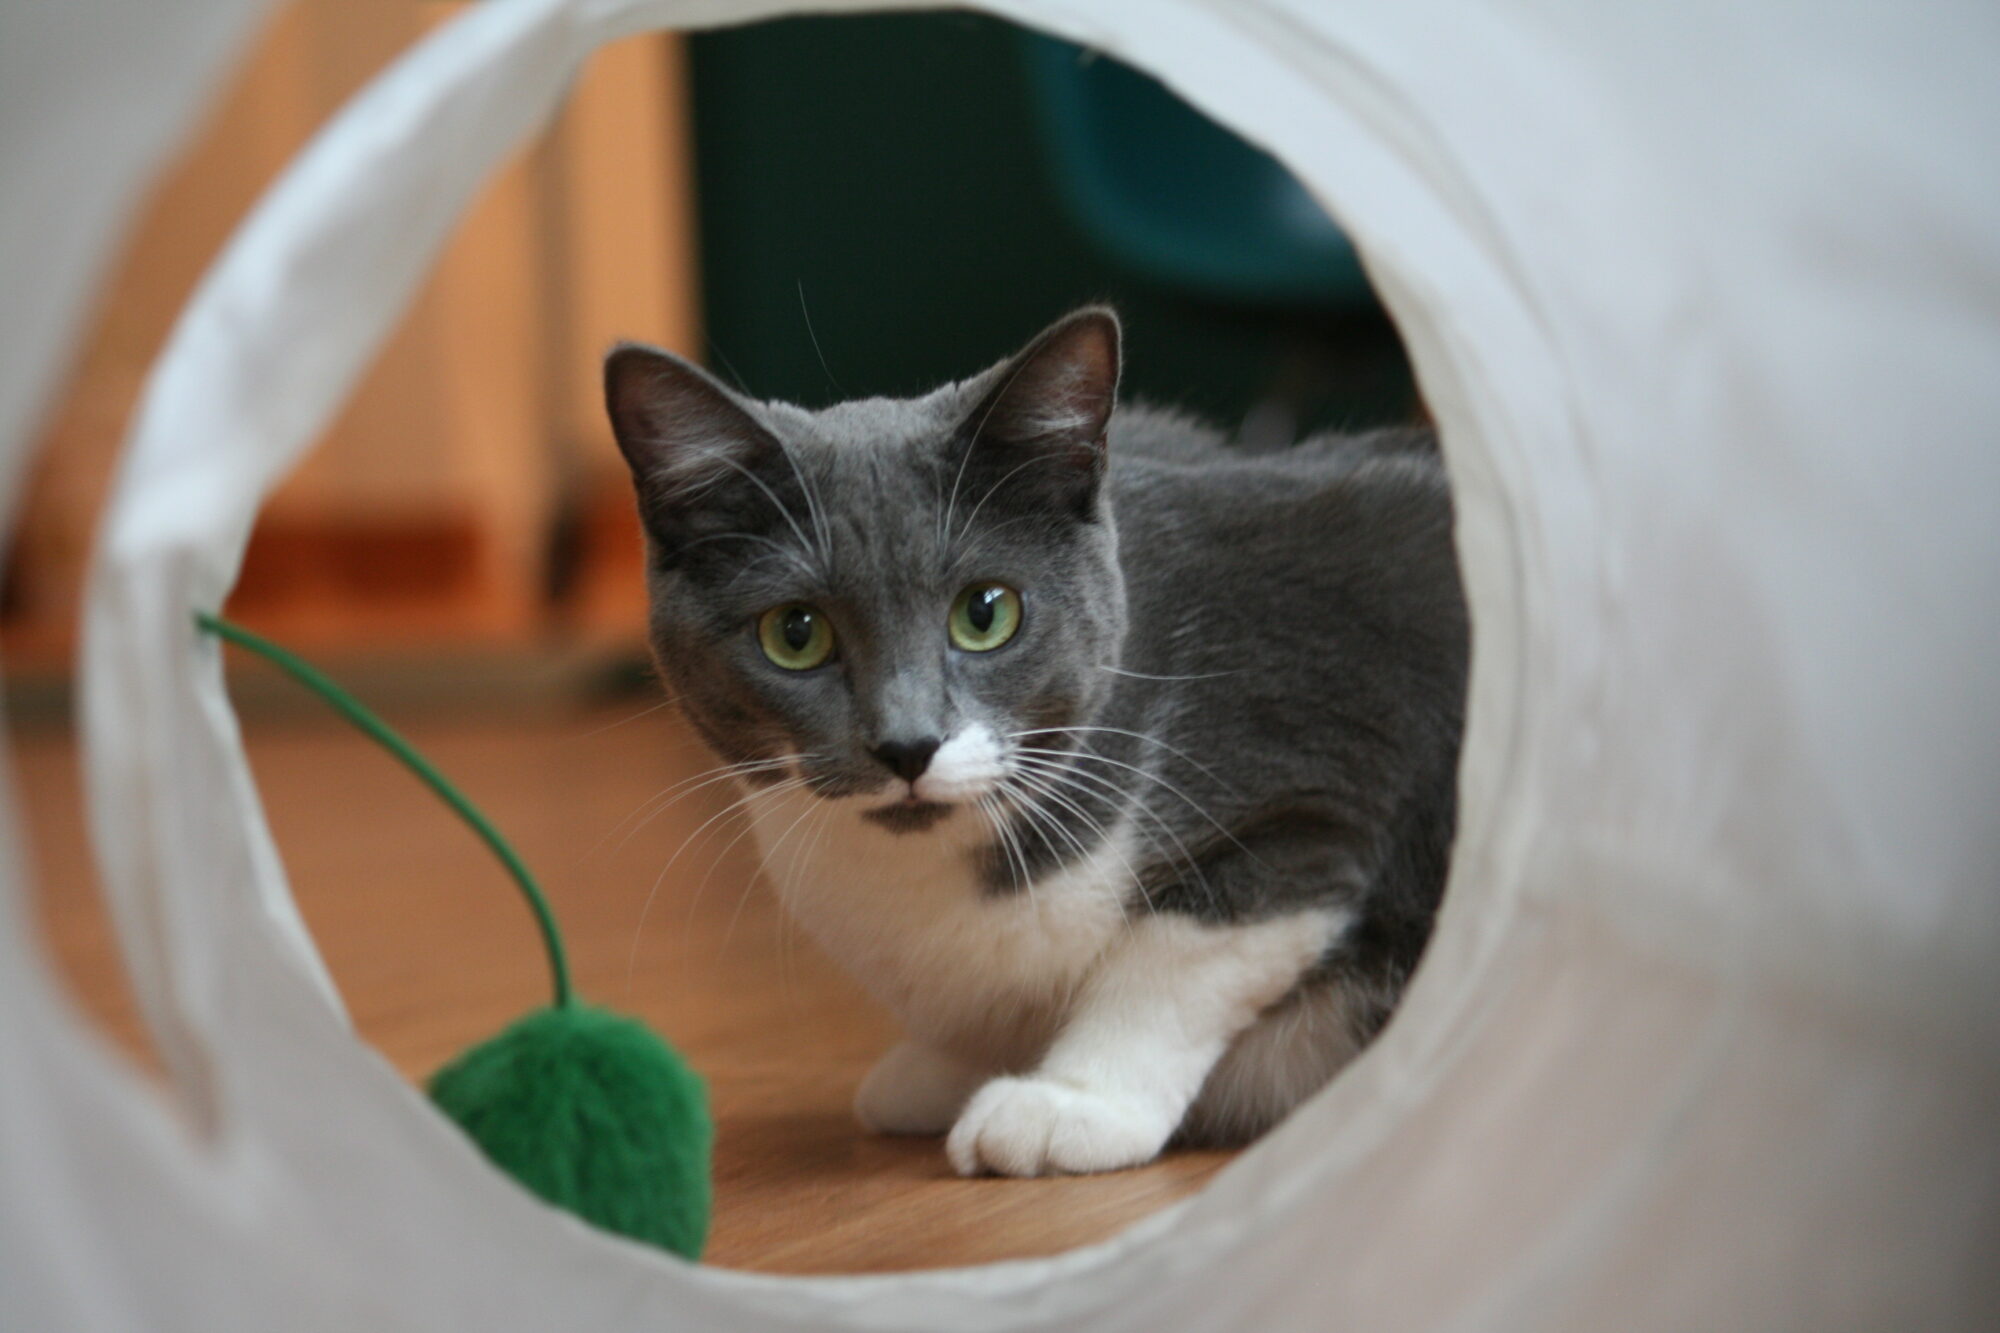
[606,308,1467,1137]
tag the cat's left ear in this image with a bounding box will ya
[958,306,1121,517]
[603,341,788,566]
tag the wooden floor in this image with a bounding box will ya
[16,687,1230,1273]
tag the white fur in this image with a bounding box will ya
[912,724,1005,804]
[946,910,1345,1176]
[748,785,1134,1068]
[745,776,1348,1177]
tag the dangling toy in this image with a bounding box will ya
[199,613,712,1259]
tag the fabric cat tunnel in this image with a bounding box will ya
[2,0,1996,1329]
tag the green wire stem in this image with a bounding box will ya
[196,611,573,1010]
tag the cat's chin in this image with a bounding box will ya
[863,798,957,835]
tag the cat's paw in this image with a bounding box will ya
[946,1076,1174,1177]
[854,1040,985,1137]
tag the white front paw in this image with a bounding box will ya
[946,1077,1175,1177]
[854,1041,984,1137]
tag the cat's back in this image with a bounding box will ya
[1103,410,1466,862]
[1106,413,1457,628]
[1092,413,1464,976]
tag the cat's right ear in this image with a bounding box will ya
[604,342,779,565]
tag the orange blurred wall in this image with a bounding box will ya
[7,1,700,669]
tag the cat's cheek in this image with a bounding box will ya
[945,1076,1175,1177]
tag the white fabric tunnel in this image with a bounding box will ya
[3,1,1997,1328]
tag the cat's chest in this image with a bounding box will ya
[745,788,1130,1057]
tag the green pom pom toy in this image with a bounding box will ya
[429,1005,711,1257]
[201,612,713,1259]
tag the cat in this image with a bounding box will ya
[605,307,1467,1177]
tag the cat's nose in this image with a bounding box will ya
[870,737,941,784]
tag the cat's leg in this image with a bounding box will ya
[854,1039,991,1136]
[946,909,1342,1176]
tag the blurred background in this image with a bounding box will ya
[6,2,1415,698]
[9,1,1417,1272]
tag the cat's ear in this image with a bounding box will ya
[604,342,783,564]
[960,306,1121,516]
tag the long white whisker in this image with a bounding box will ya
[650,436,820,572]
[675,528,810,566]
[777,799,836,1003]
[1004,767,1140,883]
[1010,753,1224,913]
[588,754,797,861]
[796,278,844,396]
[1000,768,1099,865]
[954,452,1065,550]
[1094,663,1242,683]
[1002,772,1140,924]
[939,347,1045,553]
[978,794,1035,908]
[626,774,810,986]
[1010,724,1239,795]
[1015,740,1254,860]
[1001,776,1085,866]
[1007,759,1174,906]
[688,773,811,918]
[610,760,803,859]
[571,697,676,741]
[730,783,825,950]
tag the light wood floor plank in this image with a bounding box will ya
[16,699,1229,1273]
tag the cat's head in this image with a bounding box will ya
[606,307,1127,833]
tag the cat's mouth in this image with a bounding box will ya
[851,726,1006,832]
[863,792,955,834]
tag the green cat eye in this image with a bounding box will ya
[948,583,1022,653]
[757,603,835,670]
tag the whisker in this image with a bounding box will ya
[977,794,1035,907]
[1094,663,1242,683]
[676,528,812,566]
[777,797,837,1002]
[1000,769,1097,866]
[939,344,1054,554]
[730,782,825,950]
[999,772,1140,925]
[1001,776,1086,866]
[587,754,796,861]
[797,278,845,396]
[1014,739,1254,861]
[1002,766,1150,906]
[625,775,810,989]
[570,696,676,741]
[1011,724,1240,796]
[1007,759,1177,904]
[646,435,821,576]
[954,452,1066,550]
[1009,753,1224,913]
[687,775,806,918]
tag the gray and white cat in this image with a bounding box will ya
[606,308,1466,1176]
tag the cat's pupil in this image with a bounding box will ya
[968,589,997,632]
[782,608,813,651]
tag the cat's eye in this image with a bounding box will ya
[948,583,1022,653]
[757,603,835,670]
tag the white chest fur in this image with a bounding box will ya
[745,785,1134,1067]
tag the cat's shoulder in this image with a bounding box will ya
[1110,406,1445,501]
[1106,403,1233,465]
[1111,404,1439,473]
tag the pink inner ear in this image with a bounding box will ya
[608,347,774,492]
[997,313,1121,447]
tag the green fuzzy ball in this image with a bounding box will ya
[428,1004,712,1259]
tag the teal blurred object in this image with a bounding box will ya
[1020,33,1372,311]
[685,13,1413,433]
